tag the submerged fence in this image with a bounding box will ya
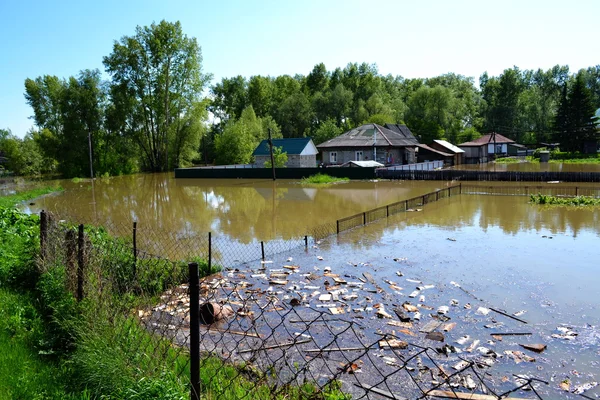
[38,181,600,399]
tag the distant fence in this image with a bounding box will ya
[378,160,444,171]
[336,184,461,233]
[194,164,254,169]
[175,166,377,180]
[461,184,600,198]
[376,169,600,182]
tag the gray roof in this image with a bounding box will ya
[432,139,464,154]
[317,124,419,149]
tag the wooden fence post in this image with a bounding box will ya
[132,221,137,275]
[66,229,76,293]
[336,220,340,234]
[386,205,389,217]
[40,210,48,261]
[77,224,85,302]
[363,212,366,225]
[189,262,200,400]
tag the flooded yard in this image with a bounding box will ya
[15,174,600,398]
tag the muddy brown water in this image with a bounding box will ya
[15,173,600,398]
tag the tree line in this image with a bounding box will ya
[1,20,599,177]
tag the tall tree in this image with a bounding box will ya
[103,20,210,172]
[555,72,599,152]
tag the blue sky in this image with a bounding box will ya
[1,0,599,138]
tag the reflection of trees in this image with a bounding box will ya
[30,175,599,258]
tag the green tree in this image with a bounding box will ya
[554,72,599,152]
[103,20,211,172]
[213,106,281,165]
[312,119,342,145]
[24,70,105,177]
[263,146,288,168]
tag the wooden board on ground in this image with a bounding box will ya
[426,389,532,400]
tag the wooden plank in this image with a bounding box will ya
[426,389,532,400]
[419,320,442,333]
[354,383,408,400]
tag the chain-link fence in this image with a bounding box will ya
[36,182,588,399]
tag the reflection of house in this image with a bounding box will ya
[253,138,318,168]
[417,140,464,166]
[317,123,418,166]
[459,133,515,164]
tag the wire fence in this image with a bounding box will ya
[35,182,600,399]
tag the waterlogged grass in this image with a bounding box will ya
[301,173,350,185]
[494,157,521,163]
[530,193,600,206]
[0,185,62,208]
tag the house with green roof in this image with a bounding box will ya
[252,137,318,168]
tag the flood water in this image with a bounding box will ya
[15,173,600,398]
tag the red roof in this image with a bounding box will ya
[459,133,515,147]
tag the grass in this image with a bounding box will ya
[0,185,62,208]
[494,157,521,163]
[301,173,350,185]
[529,193,600,206]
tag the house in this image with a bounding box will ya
[316,123,418,166]
[252,137,318,168]
[417,140,464,166]
[416,144,454,165]
[458,133,515,164]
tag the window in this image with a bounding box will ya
[355,151,363,161]
[329,152,337,163]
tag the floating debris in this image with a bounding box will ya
[379,338,408,349]
[447,237,457,242]
[456,335,470,345]
[420,320,442,333]
[519,343,547,353]
[437,306,449,315]
[466,339,480,352]
[504,350,535,363]
[572,382,598,395]
[426,331,445,342]
[442,322,456,332]
[477,307,491,315]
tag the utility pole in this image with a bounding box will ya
[268,128,276,181]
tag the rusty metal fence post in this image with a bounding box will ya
[77,224,85,302]
[189,262,200,400]
[208,232,212,272]
[40,210,47,261]
[261,241,265,261]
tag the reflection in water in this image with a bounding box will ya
[23,173,600,246]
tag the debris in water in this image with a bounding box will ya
[317,256,324,261]
[402,303,419,312]
[447,238,456,242]
[504,350,535,363]
[419,320,442,333]
[379,338,408,349]
[514,310,527,316]
[450,299,459,306]
[456,335,470,345]
[572,382,598,395]
[519,343,547,353]
[329,307,345,315]
[453,360,470,370]
[426,332,445,342]
[409,290,420,298]
[437,306,449,315]
[559,379,570,392]
[477,306,491,315]
[466,339,480,352]
[442,322,456,332]
[464,303,472,310]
